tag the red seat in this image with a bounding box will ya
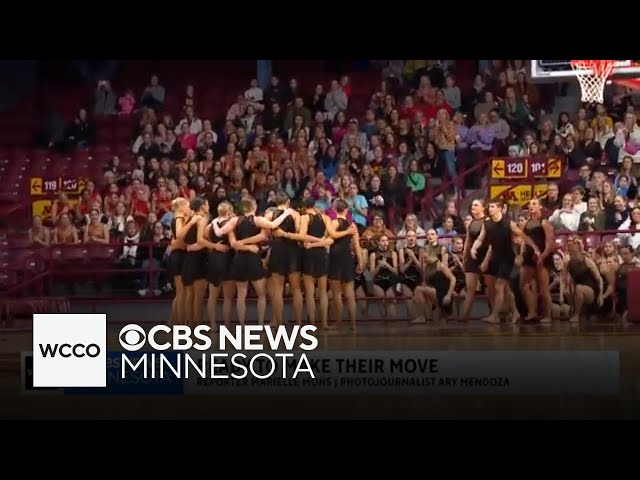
[95,116,115,128]
[62,246,88,261]
[97,128,113,144]
[92,144,112,155]
[113,144,132,158]
[87,244,116,260]
[8,233,30,248]
[50,247,64,262]
[28,149,50,162]
[73,150,91,163]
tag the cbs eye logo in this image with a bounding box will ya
[119,324,147,351]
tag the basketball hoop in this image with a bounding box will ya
[570,60,616,104]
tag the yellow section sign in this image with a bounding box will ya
[31,198,80,221]
[546,158,561,178]
[490,184,548,206]
[491,159,505,179]
[30,177,43,195]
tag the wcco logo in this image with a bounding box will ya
[33,314,107,388]
[39,343,101,358]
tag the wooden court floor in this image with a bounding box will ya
[1,321,639,419]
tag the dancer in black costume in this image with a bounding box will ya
[354,245,370,319]
[326,199,365,330]
[596,255,616,320]
[213,197,293,325]
[168,197,193,326]
[471,199,539,324]
[398,229,424,319]
[275,197,334,328]
[616,245,635,323]
[549,252,571,320]
[183,197,210,328]
[424,228,448,266]
[564,236,603,323]
[369,234,398,320]
[412,244,457,323]
[265,191,304,327]
[520,197,556,323]
[461,199,490,320]
[201,201,235,330]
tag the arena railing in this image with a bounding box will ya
[418,153,492,222]
[2,229,634,304]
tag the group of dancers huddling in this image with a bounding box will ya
[167,193,630,329]
[168,192,365,330]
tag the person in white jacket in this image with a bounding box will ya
[548,194,581,232]
[617,207,640,251]
[119,221,140,265]
[614,113,640,164]
[174,106,203,135]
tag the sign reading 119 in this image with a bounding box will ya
[44,180,58,192]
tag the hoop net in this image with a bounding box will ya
[570,60,616,104]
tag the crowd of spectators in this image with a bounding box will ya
[17,60,640,304]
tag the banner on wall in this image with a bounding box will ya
[489,183,549,206]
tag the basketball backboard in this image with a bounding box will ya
[530,60,640,81]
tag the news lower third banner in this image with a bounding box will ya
[22,350,619,396]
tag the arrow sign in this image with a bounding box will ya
[30,177,43,195]
[548,159,560,175]
[491,159,506,179]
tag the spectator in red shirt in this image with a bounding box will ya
[178,122,197,151]
[340,75,352,97]
[423,90,454,122]
[400,96,420,120]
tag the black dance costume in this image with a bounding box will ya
[400,245,422,290]
[354,254,366,291]
[567,255,598,293]
[522,217,553,269]
[182,218,208,286]
[260,244,271,279]
[595,269,614,315]
[549,267,563,306]
[328,217,356,283]
[424,242,443,262]
[207,218,233,287]
[423,260,452,314]
[567,254,600,313]
[302,212,329,278]
[448,253,466,293]
[464,216,487,273]
[510,250,528,317]
[373,248,397,292]
[168,216,186,278]
[269,208,302,276]
[616,262,633,314]
[485,216,515,280]
[230,215,265,282]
